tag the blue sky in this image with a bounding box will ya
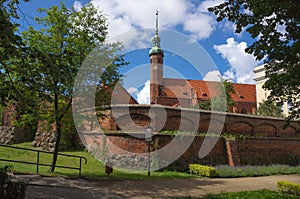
[17,0,261,104]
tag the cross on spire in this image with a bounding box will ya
[149,10,164,56]
[155,10,159,35]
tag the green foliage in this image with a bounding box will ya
[197,100,211,111]
[0,165,27,199]
[256,100,283,117]
[189,164,217,177]
[0,166,12,198]
[0,105,4,126]
[0,0,29,66]
[0,142,195,179]
[160,131,198,138]
[215,165,300,178]
[201,189,300,199]
[17,2,125,171]
[197,79,235,112]
[94,54,129,118]
[209,0,300,121]
[0,0,39,129]
[177,190,300,199]
[151,138,160,171]
[277,180,300,196]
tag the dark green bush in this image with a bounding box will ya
[215,165,300,178]
[202,189,300,199]
[0,166,27,199]
[189,164,217,177]
[277,180,300,196]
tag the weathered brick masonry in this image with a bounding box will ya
[79,104,300,170]
[82,132,300,171]
[106,105,299,137]
[236,137,300,166]
[83,132,227,171]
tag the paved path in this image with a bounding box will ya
[15,174,300,199]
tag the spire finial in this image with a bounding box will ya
[155,10,159,35]
[149,10,163,56]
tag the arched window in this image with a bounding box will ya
[241,108,247,114]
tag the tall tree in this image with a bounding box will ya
[256,100,283,118]
[208,0,300,121]
[0,0,28,65]
[1,0,25,102]
[0,0,39,130]
[197,79,236,112]
[21,3,124,172]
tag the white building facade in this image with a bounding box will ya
[253,64,290,116]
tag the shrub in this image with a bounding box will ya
[0,166,28,199]
[188,164,217,177]
[202,189,300,199]
[215,165,300,178]
[277,180,300,196]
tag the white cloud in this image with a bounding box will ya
[220,20,236,35]
[182,0,226,40]
[126,81,150,104]
[222,69,235,81]
[136,80,150,104]
[73,1,83,11]
[90,0,220,40]
[204,69,237,82]
[107,29,152,51]
[203,70,221,81]
[214,37,259,83]
[198,0,224,12]
[127,87,138,95]
[183,13,216,40]
[91,0,188,38]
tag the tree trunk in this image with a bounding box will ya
[49,92,61,172]
[49,121,61,172]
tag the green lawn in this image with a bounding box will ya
[1,142,300,180]
[2,143,300,198]
[0,142,194,179]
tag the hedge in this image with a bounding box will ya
[277,180,300,196]
[189,164,217,177]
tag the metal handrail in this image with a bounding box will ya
[0,144,87,178]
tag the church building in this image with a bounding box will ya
[148,12,257,114]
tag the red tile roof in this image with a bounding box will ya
[161,78,256,103]
[103,83,138,105]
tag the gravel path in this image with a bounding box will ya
[15,174,300,199]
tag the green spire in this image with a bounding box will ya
[149,11,164,56]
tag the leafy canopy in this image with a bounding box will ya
[209,0,300,120]
[0,2,127,171]
[197,79,236,112]
[256,100,283,118]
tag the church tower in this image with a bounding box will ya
[149,11,164,104]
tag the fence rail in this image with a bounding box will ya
[0,144,87,178]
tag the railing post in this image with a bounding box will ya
[36,151,40,174]
[79,157,82,178]
[0,144,87,177]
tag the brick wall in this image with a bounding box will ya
[82,132,300,171]
[236,137,300,166]
[83,132,227,171]
[82,105,299,170]
[107,105,299,137]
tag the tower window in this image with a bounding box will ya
[241,108,247,114]
[150,58,152,63]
